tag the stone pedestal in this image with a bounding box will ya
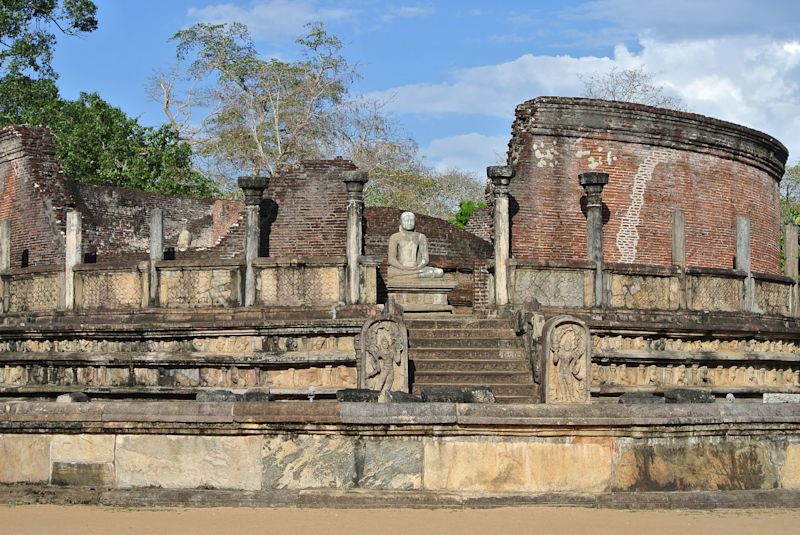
[386,277,458,315]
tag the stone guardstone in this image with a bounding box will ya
[385,277,458,315]
[664,388,715,404]
[541,315,591,404]
[618,392,665,404]
[763,393,800,403]
[336,388,380,402]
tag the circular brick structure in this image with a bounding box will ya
[507,97,789,275]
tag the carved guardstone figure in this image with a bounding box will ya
[387,212,444,280]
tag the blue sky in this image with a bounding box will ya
[52,1,800,176]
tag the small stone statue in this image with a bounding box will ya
[176,229,191,252]
[387,212,443,279]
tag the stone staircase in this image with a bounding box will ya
[406,316,538,404]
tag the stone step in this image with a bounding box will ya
[412,371,534,385]
[411,382,536,398]
[409,338,525,349]
[410,348,528,360]
[496,395,540,404]
[407,328,517,339]
[412,359,531,372]
[405,318,515,330]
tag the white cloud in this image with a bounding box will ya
[381,5,434,22]
[187,1,355,42]
[422,133,508,173]
[372,35,800,165]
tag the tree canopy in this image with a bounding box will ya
[155,21,485,216]
[579,66,686,110]
[0,0,98,80]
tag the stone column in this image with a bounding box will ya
[342,170,369,305]
[736,216,755,312]
[65,210,82,310]
[149,208,163,306]
[672,210,687,309]
[238,176,269,307]
[0,220,9,313]
[488,165,515,307]
[786,223,799,316]
[579,172,609,308]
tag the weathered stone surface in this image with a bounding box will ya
[116,435,262,490]
[466,386,496,404]
[386,390,421,403]
[51,462,113,487]
[360,438,423,490]
[664,388,715,404]
[52,434,114,463]
[262,435,356,489]
[0,434,50,483]
[613,439,775,491]
[514,268,586,308]
[421,388,470,403]
[336,388,379,402]
[242,389,273,402]
[782,444,800,489]
[610,273,679,310]
[56,392,89,403]
[423,438,612,493]
[618,392,665,404]
[764,393,800,403]
[196,389,241,402]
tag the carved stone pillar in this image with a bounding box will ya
[238,176,269,307]
[149,208,163,307]
[342,170,368,305]
[785,223,799,316]
[488,165,515,306]
[541,315,591,403]
[0,220,9,312]
[579,172,609,308]
[64,210,82,311]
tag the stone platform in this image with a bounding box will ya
[2,401,800,500]
[386,277,458,314]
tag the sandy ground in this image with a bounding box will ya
[0,505,799,535]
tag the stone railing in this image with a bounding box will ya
[0,257,377,313]
[511,260,797,317]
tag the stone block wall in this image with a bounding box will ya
[507,98,787,275]
[1,403,799,494]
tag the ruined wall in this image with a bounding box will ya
[260,160,355,258]
[0,126,76,268]
[464,206,493,243]
[508,98,787,275]
[76,184,243,257]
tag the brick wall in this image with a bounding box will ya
[76,184,243,258]
[0,126,76,268]
[465,206,493,243]
[507,97,788,275]
[261,159,355,257]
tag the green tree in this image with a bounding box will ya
[450,200,488,229]
[0,0,98,79]
[0,82,219,197]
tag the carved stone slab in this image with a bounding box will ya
[542,315,591,404]
[357,300,409,401]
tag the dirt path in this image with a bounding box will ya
[1,505,799,535]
